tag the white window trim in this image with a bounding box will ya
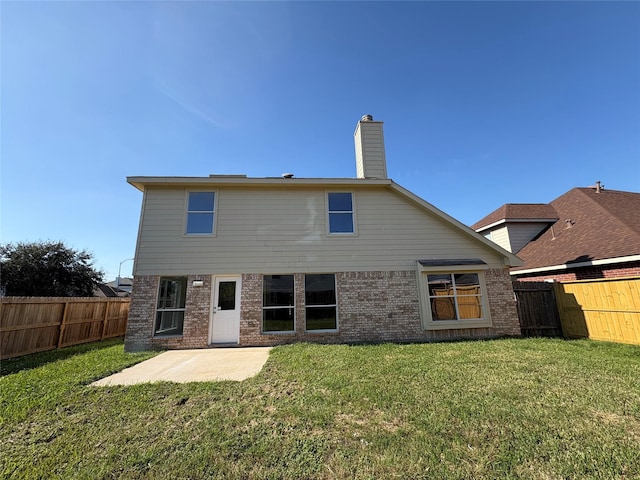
[416,262,492,330]
[183,190,218,237]
[304,273,339,333]
[262,274,296,334]
[325,191,357,236]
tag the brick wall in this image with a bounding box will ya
[484,268,522,336]
[124,275,157,352]
[125,275,212,352]
[126,268,520,351]
[239,268,519,346]
[515,260,640,283]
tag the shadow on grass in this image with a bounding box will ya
[0,338,125,377]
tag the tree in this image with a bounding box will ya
[0,241,104,297]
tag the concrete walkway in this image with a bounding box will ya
[92,347,272,386]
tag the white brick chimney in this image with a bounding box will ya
[354,114,387,179]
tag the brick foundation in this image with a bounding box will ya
[125,268,520,351]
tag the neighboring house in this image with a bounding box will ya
[106,277,133,296]
[472,183,640,282]
[124,115,523,352]
[94,284,120,298]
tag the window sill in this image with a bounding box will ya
[261,331,296,335]
[305,329,339,334]
[424,319,491,330]
[153,334,184,338]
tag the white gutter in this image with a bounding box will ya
[510,254,640,276]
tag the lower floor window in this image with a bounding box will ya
[155,277,187,336]
[305,274,337,330]
[427,273,484,321]
[263,275,295,332]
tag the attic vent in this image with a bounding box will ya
[361,114,373,122]
[565,219,575,229]
[281,173,294,179]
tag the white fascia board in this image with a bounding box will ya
[127,176,392,192]
[510,254,640,276]
[389,182,524,267]
[475,218,559,233]
[474,219,507,232]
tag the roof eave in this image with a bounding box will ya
[475,217,560,233]
[127,176,393,192]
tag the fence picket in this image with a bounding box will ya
[512,281,563,337]
[554,277,640,345]
[0,297,130,359]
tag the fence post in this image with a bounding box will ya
[57,301,70,348]
[100,300,110,340]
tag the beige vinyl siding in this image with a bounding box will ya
[355,121,387,179]
[508,222,550,253]
[134,186,506,275]
[488,226,512,252]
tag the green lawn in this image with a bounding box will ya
[1,338,639,479]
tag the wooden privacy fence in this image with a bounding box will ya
[553,277,640,345]
[0,297,130,359]
[512,281,563,338]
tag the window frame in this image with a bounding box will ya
[184,190,217,236]
[154,276,187,337]
[417,262,491,330]
[326,191,357,235]
[262,274,295,334]
[304,273,338,332]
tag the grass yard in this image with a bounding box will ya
[1,338,639,479]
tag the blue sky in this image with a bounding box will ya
[2,1,639,281]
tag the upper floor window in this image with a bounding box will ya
[186,191,215,235]
[327,192,354,234]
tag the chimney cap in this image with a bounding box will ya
[360,114,373,122]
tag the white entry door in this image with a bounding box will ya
[210,275,241,344]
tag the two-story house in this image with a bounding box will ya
[125,115,522,351]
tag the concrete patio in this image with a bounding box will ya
[92,347,272,386]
